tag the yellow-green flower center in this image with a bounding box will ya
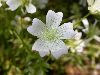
[42,28,58,41]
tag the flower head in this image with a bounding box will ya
[74,30,85,53]
[68,30,85,53]
[27,10,76,58]
[74,40,85,53]
[87,0,100,14]
[6,0,36,13]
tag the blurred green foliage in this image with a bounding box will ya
[0,0,100,75]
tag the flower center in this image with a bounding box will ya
[42,28,59,41]
[21,0,30,6]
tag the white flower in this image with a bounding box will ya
[69,30,85,53]
[87,0,100,14]
[82,19,100,43]
[74,40,85,53]
[27,10,76,58]
[24,17,31,22]
[82,18,89,33]
[87,0,94,6]
[6,0,36,13]
[11,15,31,26]
[25,3,36,13]
[74,31,85,53]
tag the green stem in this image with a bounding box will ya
[74,13,91,28]
[13,29,31,53]
[46,51,51,62]
[91,56,96,68]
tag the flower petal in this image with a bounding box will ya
[46,10,63,28]
[82,18,89,27]
[88,0,100,14]
[27,18,46,37]
[26,3,36,13]
[87,0,94,6]
[32,39,68,58]
[57,23,76,39]
[6,0,21,11]
[75,40,85,53]
[74,30,82,40]
[32,39,50,57]
[0,2,2,7]
[50,40,68,58]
